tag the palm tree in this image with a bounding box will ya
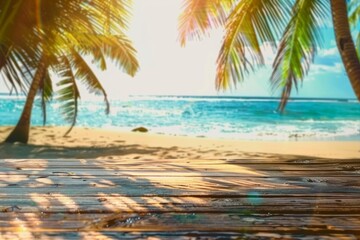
[179,0,360,111]
[1,0,139,143]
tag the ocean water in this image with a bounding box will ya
[0,94,359,141]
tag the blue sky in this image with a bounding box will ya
[0,0,357,99]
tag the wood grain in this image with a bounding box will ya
[0,157,359,239]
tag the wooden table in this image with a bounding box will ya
[0,156,359,239]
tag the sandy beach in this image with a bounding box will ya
[0,126,359,160]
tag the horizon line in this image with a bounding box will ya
[0,92,357,101]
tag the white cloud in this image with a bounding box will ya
[318,47,338,57]
[310,62,343,75]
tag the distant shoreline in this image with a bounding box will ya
[0,126,359,160]
[0,92,357,102]
[1,124,359,142]
[1,96,359,141]
[133,95,358,102]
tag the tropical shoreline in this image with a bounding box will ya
[1,96,360,142]
[0,126,359,160]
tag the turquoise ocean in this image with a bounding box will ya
[1,94,359,141]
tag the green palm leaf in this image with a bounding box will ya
[348,0,360,26]
[38,69,53,126]
[85,0,132,34]
[0,48,34,94]
[62,32,107,71]
[69,33,139,75]
[55,57,80,136]
[216,0,291,90]
[76,33,139,76]
[98,34,139,76]
[0,0,21,40]
[70,48,110,114]
[357,32,360,58]
[178,0,235,46]
[92,48,107,71]
[271,0,329,111]
[348,0,360,56]
[2,0,140,141]
[0,0,44,94]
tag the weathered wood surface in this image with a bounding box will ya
[0,157,359,239]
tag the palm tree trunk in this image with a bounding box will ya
[5,55,47,143]
[331,0,360,100]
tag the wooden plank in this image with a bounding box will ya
[0,213,360,231]
[2,193,360,200]
[0,212,359,235]
[1,184,360,197]
[2,161,360,171]
[1,212,359,221]
[0,196,359,214]
[1,205,359,214]
[1,175,359,193]
[0,175,358,191]
[0,170,359,177]
[0,173,359,183]
[3,157,360,163]
[0,231,358,240]
[0,157,359,238]
[2,158,359,173]
[2,160,360,167]
[2,196,359,207]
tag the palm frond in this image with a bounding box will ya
[92,48,107,71]
[0,0,44,94]
[55,57,80,135]
[357,32,360,58]
[0,47,20,93]
[1,0,139,139]
[38,69,53,126]
[66,32,139,75]
[70,48,110,114]
[39,0,94,36]
[178,0,235,46]
[8,50,32,92]
[0,0,22,40]
[66,32,107,71]
[105,0,132,33]
[216,0,291,90]
[72,33,139,76]
[348,0,360,28]
[98,34,139,76]
[85,0,132,34]
[271,0,329,111]
[349,0,360,56]
[0,48,35,94]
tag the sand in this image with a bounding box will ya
[0,126,359,160]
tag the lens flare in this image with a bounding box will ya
[247,191,263,205]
